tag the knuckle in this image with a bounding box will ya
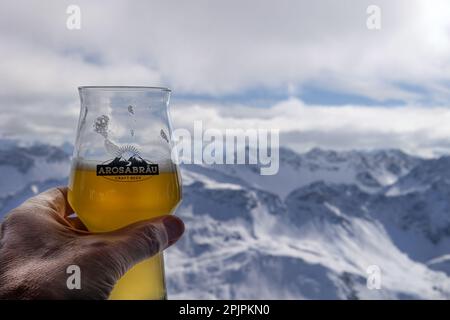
[137,224,167,254]
[81,236,112,251]
[2,210,26,229]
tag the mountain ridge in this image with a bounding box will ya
[1,142,450,299]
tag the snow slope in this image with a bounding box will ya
[1,142,450,299]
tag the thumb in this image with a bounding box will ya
[87,215,184,275]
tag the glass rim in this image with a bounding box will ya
[78,86,171,92]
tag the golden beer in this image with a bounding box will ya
[68,161,182,300]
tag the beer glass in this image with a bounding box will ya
[68,86,182,300]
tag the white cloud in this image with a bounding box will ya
[170,99,450,157]
[0,0,449,100]
[3,94,450,157]
[0,1,450,155]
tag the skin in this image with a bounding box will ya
[0,187,184,300]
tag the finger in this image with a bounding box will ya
[55,187,74,217]
[91,215,184,268]
[26,186,74,218]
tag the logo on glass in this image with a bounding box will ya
[96,146,159,182]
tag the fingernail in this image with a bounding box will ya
[162,215,185,244]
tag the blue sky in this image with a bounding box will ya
[0,0,449,156]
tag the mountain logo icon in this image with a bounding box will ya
[108,155,148,167]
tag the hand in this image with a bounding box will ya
[0,187,184,300]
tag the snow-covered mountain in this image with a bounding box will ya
[203,147,421,199]
[0,142,70,214]
[1,141,450,299]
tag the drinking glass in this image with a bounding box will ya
[68,86,182,300]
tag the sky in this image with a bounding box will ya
[0,0,450,157]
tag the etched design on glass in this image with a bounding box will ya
[104,139,120,157]
[115,144,140,159]
[93,114,120,157]
[160,129,169,143]
[93,115,109,138]
[128,105,137,137]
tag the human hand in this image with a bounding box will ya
[0,187,184,300]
